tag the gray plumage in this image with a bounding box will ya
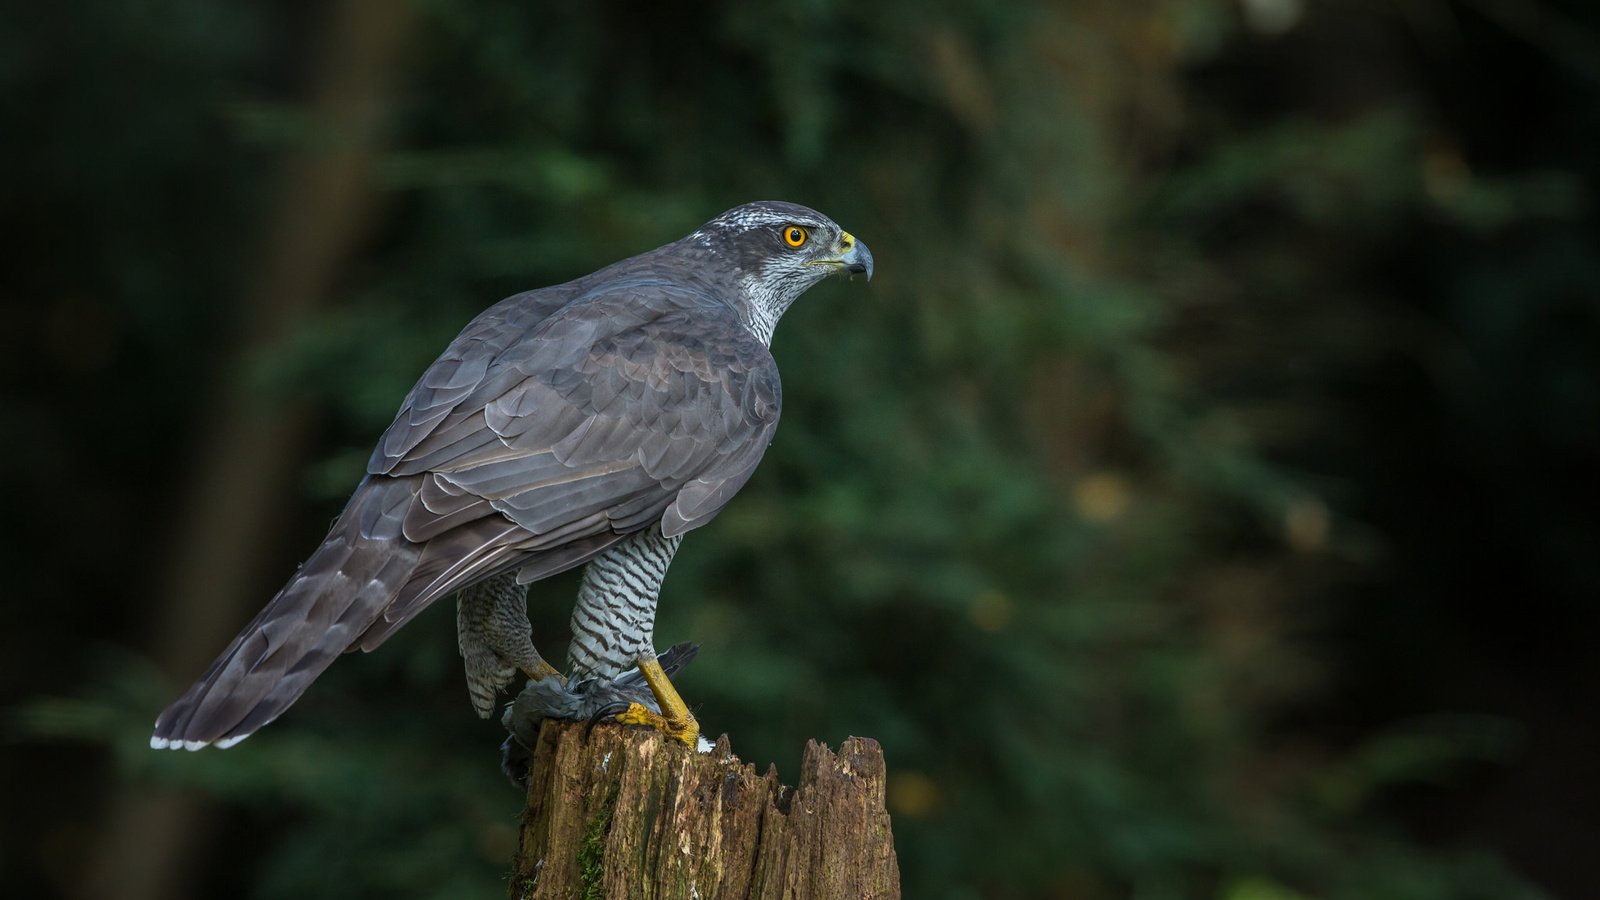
[456,571,550,718]
[151,200,872,750]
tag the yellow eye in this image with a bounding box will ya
[783,225,808,248]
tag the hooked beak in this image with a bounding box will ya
[835,230,874,281]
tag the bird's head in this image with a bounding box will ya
[688,200,873,342]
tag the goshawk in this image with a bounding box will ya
[151,201,872,750]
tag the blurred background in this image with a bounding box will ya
[3,0,1598,898]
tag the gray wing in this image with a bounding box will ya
[352,280,781,647]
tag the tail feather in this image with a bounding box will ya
[151,479,424,750]
[151,474,636,750]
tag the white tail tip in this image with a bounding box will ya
[149,734,226,751]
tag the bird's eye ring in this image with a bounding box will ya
[783,226,808,248]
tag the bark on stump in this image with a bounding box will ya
[510,721,900,899]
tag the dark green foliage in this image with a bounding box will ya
[7,1,1598,898]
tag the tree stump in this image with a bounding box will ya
[509,721,900,899]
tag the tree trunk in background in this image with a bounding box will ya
[511,723,901,899]
[78,3,413,899]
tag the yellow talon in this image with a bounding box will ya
[614,702,667,728]
[614,654,700,747]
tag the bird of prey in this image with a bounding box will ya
[151,201,872,751]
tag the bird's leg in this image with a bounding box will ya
[569,528,697,744]
[458,574,567,717]
[614,653,700,748]
[487,585,561,686]
[522,658,565,684]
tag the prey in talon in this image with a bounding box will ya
[501,643,704,787]
[150,202,872,753]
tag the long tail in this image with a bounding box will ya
[151,478,424,750]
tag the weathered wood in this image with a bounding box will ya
[510,721,900,899]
